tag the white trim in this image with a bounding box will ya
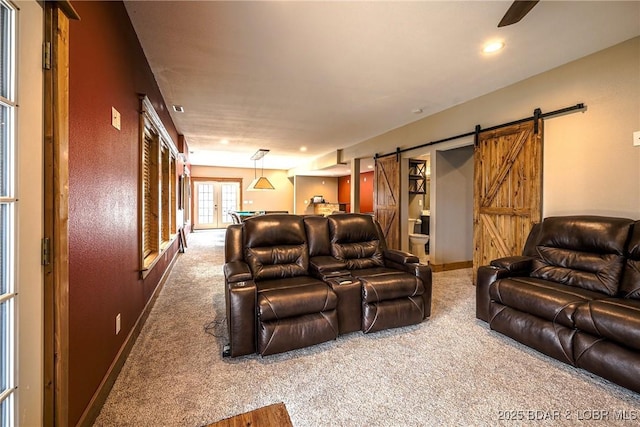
[140,95,178,156]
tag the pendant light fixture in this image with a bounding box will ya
[247,149,275,191]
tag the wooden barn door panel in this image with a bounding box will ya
[374,156,400,249]
[473,120,543,283]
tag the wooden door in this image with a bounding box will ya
[374,155,400,249]
[473,120,543,283]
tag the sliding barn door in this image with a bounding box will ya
[374,156,400,249]
[473,120,543,283]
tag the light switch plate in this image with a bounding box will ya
[633,130,640,147]
[111,107,121,130]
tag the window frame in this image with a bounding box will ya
[139,96,178,277]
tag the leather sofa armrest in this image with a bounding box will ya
[382,251,433,319]
[309,255,348,279]
[381,249,429,282]
[223,261,253,283]
[225,280,257,357]
[413,263,433,318]
[490,255,535,273]
[383,249,420,265]
[476,258,533,322]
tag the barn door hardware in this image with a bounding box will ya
[375,103,586,159]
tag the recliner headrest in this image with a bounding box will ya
[537,216,634,255]
[243,214,306,248]
[329,213,379,244]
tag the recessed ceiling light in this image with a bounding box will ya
[220,139,229,145]
[172,105,184,113]
[300,146,307,152]
[483,41,505,54]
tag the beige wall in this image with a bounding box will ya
[344,37,640,219]
[191,165,295,213]
[189,166,341,215]
[18,1,44,424]
[542,37,640,217]
[294,176,339,214]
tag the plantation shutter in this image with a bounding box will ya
[161,144,170,243]
[138,95,178,276]
[142,130,153,259]
[170,155,177,235]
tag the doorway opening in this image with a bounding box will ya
[401,139,474,272]
[432,145,474,271]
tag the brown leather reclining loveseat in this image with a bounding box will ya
[223,213,432,357]
[477,215,640,393]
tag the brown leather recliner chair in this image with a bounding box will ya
[224,214,338,357]
[309,214,431,333]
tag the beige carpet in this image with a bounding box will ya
[93,230,640,426]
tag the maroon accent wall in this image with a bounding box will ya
[360,171,374,213]
[338,175,351,211]
[68,2,180,425]
[338,171,374,213]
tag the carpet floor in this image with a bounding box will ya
[93,230,640,426]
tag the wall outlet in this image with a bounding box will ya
[633,130,640,147]
[111,107,121,131]
[115,313,121,335]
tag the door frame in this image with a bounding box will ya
[43,2,80,426]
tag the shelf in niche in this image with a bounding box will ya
[409,159,427,194]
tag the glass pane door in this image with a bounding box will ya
[220,182,240,226]
[0,1,16,424]
[193,181,240,229]
[194,181,216,230]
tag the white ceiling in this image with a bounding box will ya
[124,1,640,175]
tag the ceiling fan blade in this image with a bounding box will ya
[498,0,540,27]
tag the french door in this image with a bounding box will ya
[0,1,17,423]
[2,2,46,424]
[193,180,240,229]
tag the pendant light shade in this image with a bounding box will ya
[247,176,275,190]
[247,149,276,191]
